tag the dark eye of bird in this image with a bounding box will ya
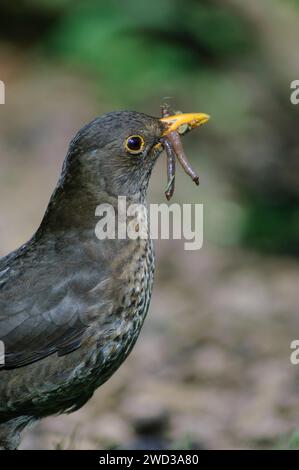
[125,135,145,154]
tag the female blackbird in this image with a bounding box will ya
[0,110,209,449]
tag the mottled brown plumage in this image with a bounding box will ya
[0,110,209,449]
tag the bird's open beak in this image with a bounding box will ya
[160,112,210,135]
[158,110,210,200]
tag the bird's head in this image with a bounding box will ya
[63,109,209,202]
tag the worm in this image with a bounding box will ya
[162,137,176,200]
[166,131,199,185]
[161,104,199,199]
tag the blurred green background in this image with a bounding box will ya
[1,0,299,450]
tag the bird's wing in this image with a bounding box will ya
[0,238,113,370]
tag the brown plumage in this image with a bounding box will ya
[0,109,209,449]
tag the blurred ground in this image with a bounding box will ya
[1,0,299,450]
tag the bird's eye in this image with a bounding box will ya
[125,135,145,154]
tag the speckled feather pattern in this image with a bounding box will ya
[0,111,163,449]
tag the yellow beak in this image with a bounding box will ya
[160,112,210,135]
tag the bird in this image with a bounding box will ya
[0,110,209,449]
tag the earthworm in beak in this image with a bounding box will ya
[162,137,176,201]
[160,105,209,199]
[166,130,199,185]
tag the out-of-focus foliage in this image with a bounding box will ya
[43,0,253,102]
[287,430,299,449]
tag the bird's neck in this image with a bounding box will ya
[37,172,148,237]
